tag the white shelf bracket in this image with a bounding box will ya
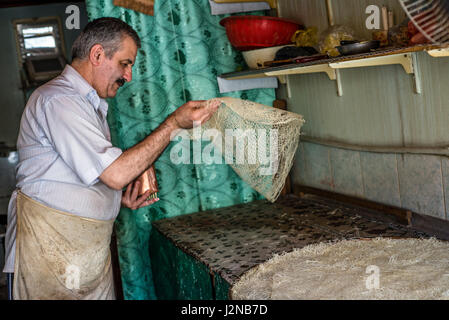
[329,53,421,95]
[276,74,291,98]
[335,69,343,97]
[411,52,422,94]
[265,64,337,80]
[400,53,414,74]
[286,75,292,99]
[329,53,414,74]
[276,75,287,84]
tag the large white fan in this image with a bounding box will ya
[399,0,449,43]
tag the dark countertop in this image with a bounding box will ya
[152,194,432,285]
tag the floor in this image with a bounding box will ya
[0,273,7,300]
[1,223,7,300]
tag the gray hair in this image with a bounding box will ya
[71,17,141,61]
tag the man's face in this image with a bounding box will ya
[95,35,137,99]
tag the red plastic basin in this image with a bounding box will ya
[220,15,301,51]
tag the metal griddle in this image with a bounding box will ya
[152,194,434,285]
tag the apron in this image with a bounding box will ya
[13,192,115,300]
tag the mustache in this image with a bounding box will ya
[116,78,126,87]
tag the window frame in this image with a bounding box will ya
[12,16,66,67]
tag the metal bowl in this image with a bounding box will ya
[336,40,380,55]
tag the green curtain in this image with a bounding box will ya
[85,0,275,300]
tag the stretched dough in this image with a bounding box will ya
[232,237,449,300]
[187,97,305,202]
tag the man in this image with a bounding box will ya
[2,17,218,299]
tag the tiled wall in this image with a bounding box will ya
[275,0,449,222]
[293,141,448,220]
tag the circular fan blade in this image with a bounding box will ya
[399,0,449,44]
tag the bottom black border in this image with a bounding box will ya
[0,299,441,318]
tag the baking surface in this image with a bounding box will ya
[152,194,431,285]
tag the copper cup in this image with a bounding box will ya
[137,165,159,199]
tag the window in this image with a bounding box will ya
[14,16,66,64]
[13,17,66,85]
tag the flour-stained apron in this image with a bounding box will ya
[14,192,115,300]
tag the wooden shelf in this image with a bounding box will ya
[220,44,449,96]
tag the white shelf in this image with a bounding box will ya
[220,44,449,96]
[426,47,449,57]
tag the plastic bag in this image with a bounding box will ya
[388,18,410,47]
[318,25,356,57]
[291,27,318,47]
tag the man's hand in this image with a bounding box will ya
[121,180,159,210]
[170,99,220,129]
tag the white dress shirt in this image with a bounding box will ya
[3,65,123,273]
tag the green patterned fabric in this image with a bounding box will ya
[85,0,275,300]
[149,228,214,299]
